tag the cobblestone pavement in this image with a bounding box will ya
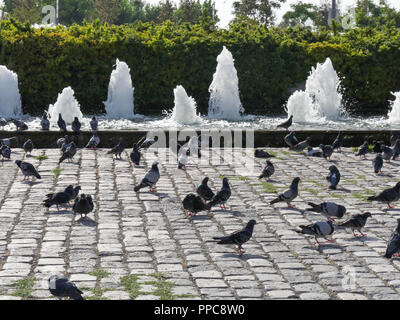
[1,147,400,300]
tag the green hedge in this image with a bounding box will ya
[0,19,399,116]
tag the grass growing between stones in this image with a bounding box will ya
[90,268,111,280]
[11,276,35,299]
[85,287,111,300]
[35,155,48,161]
[145,273,195,300]
[51,168,63,178]
[120,274,143,299]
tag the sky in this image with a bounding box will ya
[145,0,400,28]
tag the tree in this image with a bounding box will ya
[156,0,176,23]
[174,0,202,24]
[2,0,42,24]
[90,0,121,24]
[281,2,317,27]
[232,0,286,26]
[199,0,219,29]
[58,0,93,25]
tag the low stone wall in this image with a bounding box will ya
[0,130,394,148]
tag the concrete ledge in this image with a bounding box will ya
[0,130,394,148]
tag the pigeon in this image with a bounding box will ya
[59,142,77,164]
[290,137,311,151]
[71,186,81,201]
[73,194,94,219]
[207,177,231,210]
[90,116,98,131]
[107,138,125,159]
[337,212,372,237]
[130,143,141,166]
[372,140,385,153]
[367,182,400,208]
[356,141,369,159]
[43,190,72,211]
[196,177,215,201]
[259,160,275,181]
[85,132,100,149]
[391,131,399,147]
[296,220,335,244]
[254,149,275,158]
[373,153,383,174]
[332,131,343,152]
[306,202,346,221]
[0,117,7,129]
[137,136,157,150]
[134,161,160,192]
[319,144,334,161]
[270,177,300,207]
[384,219,400,259]
[392,139,400,160]
[0,136,17,147]
[48,275,84,300]
[178,148,189,170]
[57,135,69,149]
[57,113,67,132]
[40,112,50,131]
[284,131,298,148]
[326,165,340,190]
[381,145,394,162]
[15,160,41,181]
[23,139,34,155]
[0,145,11,160]
[61,138,72,153]
[306,146,323,157]
[182,193,208,217]
[212,220,257,255]
[277,115,293,130]
[11,119,28,131]
[71,117,81,135]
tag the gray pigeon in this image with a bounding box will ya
[337,212,372,237]
[40,113,50,131]
[306,202,346,221]
[290,137,311,151]
[12,119,28,131]
[355,141,369,158]
[207,177,231,210]
[373,153,383,174]
[107,138,125,159]
[254,149,275,158]
[43,189,72,211]
[373,140,385,153]
[59,142,77,164]
[284,131,298,148]
[71,117,81,135]
[392,139,400,160]
[385,219,400,259]
[277,115,293,130]
[296,220,335,244]
[134,161,160,192]
[259,160,275,181]
[15,160,41,181]
[130,143,140,166]
[306,146,323,157]
[85,132,100,149]
[0,117,7,129]
[48,275,84,300]
[57,113,67,132]
[23,139,34,155]
[0,136,17,147]
[332,131,343,152]
[381,145,394,162]
[182,193,208,217]
[90,116,98,131]
[319,144,333,161]
[73,194,94,219]
[327,165,340,190]
[212,220,257,255]
[0,145,11,160]
[57,135,69,149]
[196,177,214,201]
[367,182,400,208]
[270,177,300,207]
[137,136,157,150]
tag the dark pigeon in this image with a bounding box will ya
[212,220,257,255]
[0,136,17,147]
[367,182,400,208]
[332,131,343,152]
[41,113,50,131]
[326,165,340,190]
[284,131,298,148]
[57,135,69,149]
[71,186,81,201]
[277,115,293,130]
[130,143,141,166]
[85,132,100,149]
[306,146,323,157]
[319,144,334,161]
[73,194,94,219]
[373,153,383,174]
[12,119,28,131]
[290,137,311,151]
[381,144,393,162]
[43,190,72,211]
[296,220,335,244]
[59,142,77,164]
[392,139,400,160]
[134,161,160,192]
[90,116,98,132]
[71,117,81,135]
[182,193,208,217]
[196,177,215,201]
[337,212,372,237]
[107,138,125,159]
[259,160,275,181]
[23,139,34,155]
[372,140,385,153]
[356,141,369,158]
[391,131,399,147]
[57,113,67,132]
[306,202,346,221]
[137,135,157,150]
[0,145,11,160]
[207,177,231,210]
[385,219,400,259]
[270,177,300,207]
[48,275,84,300]
[254,149,275,158]
[15,160,41,181]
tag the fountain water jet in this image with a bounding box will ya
[388,92,400,124]
[47,86,83,124]
[0,65,22,118]
[208,46,244,120]
[104,59,135,119]
[286,58,344,122]
[170,85,202,125]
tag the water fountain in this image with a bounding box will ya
[169,85,202,125]
[285,58,344,122]
[388,92,400,124]
[104,59,135,119]
[47,86,83,124]
[208,46,244,120]
[0,65,22,118]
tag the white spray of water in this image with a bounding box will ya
[47,86,83,124]
[104,59,134,119]
[388,91,400,124]
[0,65,22,118]
[208,46,244,120]
[170,85,202,125]
[286,58,344,122]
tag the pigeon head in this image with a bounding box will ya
[15,160,21,167]
[319,144,324,149]
[42,112,48,119]
[222,177,229,187]
[395,182,400,190]
[247,219,257,226]
[58,113,63,119]
[292,177,300,184]
[80,193,86,199]
[65,185,74,194]
[74,117,78,121]
[266,160,273,166]
[307,146,313,151]
[75,186,81,191]
[363,212,372,218]
[202,177,209,185]
[288,115,293,120]
[151,161,159,169]
[329,165,339,172]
